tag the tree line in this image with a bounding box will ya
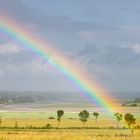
[0,110,137,134]
[56,109,137,132]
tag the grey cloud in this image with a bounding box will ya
[77,43,140,93]
[0,0,119,34]
[79,44,140,67]
[0,0,30,20]
[0,50,36,65]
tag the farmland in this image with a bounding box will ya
[0,129,140,140]
[0,106,139,140]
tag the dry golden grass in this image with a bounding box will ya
[0,129,140,140]
[0,118,140,140]
[1,118,140,128]
[0,108,139,139]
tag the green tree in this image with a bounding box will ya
[114,113,123,128]
[124,113,136,128]
[79,110,89,127]
[93,112,99,128]
[57,110,64,127]
[124,113,136,136]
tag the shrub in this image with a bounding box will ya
[14,121,18,128]
[130,104,137,107]
[48,116,55,119]
[45,123,52,129]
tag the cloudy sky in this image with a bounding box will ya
[0,0,140,95]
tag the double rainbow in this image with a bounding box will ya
[0,16,119,112]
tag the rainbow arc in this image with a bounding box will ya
[0,16,119,112]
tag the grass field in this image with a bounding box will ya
[0,117,139,128]
[0,129,140,140]
[0,107,139,140]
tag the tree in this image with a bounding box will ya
[79,110,89,127]
[57,110,64,127]
[14,121,18,128]
[124,113,136,128]
[93,112,99,128]
[114,113,123,128]
[124,113,136,136]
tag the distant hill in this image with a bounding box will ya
[0,91,88,104]
[0,91,139,104]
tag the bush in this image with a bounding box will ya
[123,126,126,129]
[29,125,33,129]
[68,117,76,120]
[45,123,52,129]
[48,116,55,119]
[130,104,137,107]
[134,125,140,129]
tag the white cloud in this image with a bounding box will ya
[131,44,140,54]
[122,43,140,54]
[0,43,23,54]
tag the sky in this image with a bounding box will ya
[0,0,140,95]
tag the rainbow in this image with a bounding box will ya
[0,16,119,112]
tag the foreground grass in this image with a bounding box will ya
[0,108,139,139]
[0,118,139,140]
[1,117,140,128]
[0,129,140,140]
